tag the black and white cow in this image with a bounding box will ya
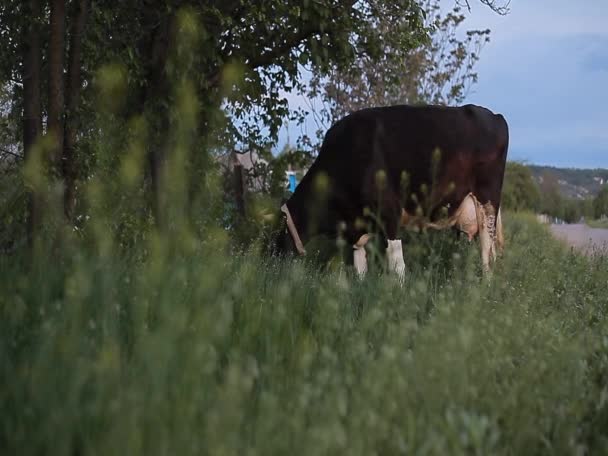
[273,104,509,277]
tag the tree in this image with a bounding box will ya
[0,0,507,248]
[21,0,43,245]
[580,197,595,220]
[0,0,90,239]
[0,79,20,167]
[79,1,429,228]
[562,199,582,224]
[594,185,608,219]
[539,171,564,220]
[501,162,541,212]
[48,0,66,169]
[62,0,89,219]
[300,0,491,145]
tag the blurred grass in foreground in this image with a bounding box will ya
[1,212,607,455]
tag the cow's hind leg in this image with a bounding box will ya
[495,207,504,256]
[353,234,370,278]
[474,198,497,274]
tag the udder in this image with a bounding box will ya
[455,194,479,240]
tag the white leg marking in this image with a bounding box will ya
[386,239,406,281]
[496,207,504,255]
[353,245,368,278]
[353,234,371,278]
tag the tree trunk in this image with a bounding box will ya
[62,0,89,220]
[48,0,66,169]
[140,16,172,230]
[22,0,43,246]
[232,152,246,218]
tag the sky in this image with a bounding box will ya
[461,0,608,168]
[278,0,608,169]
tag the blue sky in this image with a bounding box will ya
[462,0,608,168]
[278,0,608,169]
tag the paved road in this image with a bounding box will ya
[550,224,608,254]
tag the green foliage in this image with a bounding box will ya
[1,214,608,454]
[303,0,490,142]
[0,0,430,242]
[0,0,428,155]
[594,185,608,219]
[501,161,541,212]
[0,83,20,164]
[265,145,315,199]
[587,218,608,229]
[537,171,595,224]
[503,163,598,223]
[0,166,27,252]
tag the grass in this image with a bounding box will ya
[587,218,608,229]
[1,213,608,455]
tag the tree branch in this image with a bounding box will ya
[246,25,320,70]
[0,146,23,160]
[457,0,511,15]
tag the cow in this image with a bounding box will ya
[272,104,509,278]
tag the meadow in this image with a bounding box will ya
[3,2,608,454]
[1,212,607,455]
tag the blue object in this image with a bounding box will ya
[288,173,297,193]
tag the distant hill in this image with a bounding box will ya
[527,165,608,200]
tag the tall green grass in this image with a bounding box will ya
[1,213,607,455]
[3,13,608,452]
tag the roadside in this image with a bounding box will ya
[550,223,608,254]
[586,219,608,230]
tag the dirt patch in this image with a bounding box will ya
[550,224,608,255]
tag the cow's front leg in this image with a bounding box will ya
[353,244,367,278]
[387,239,405,281]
